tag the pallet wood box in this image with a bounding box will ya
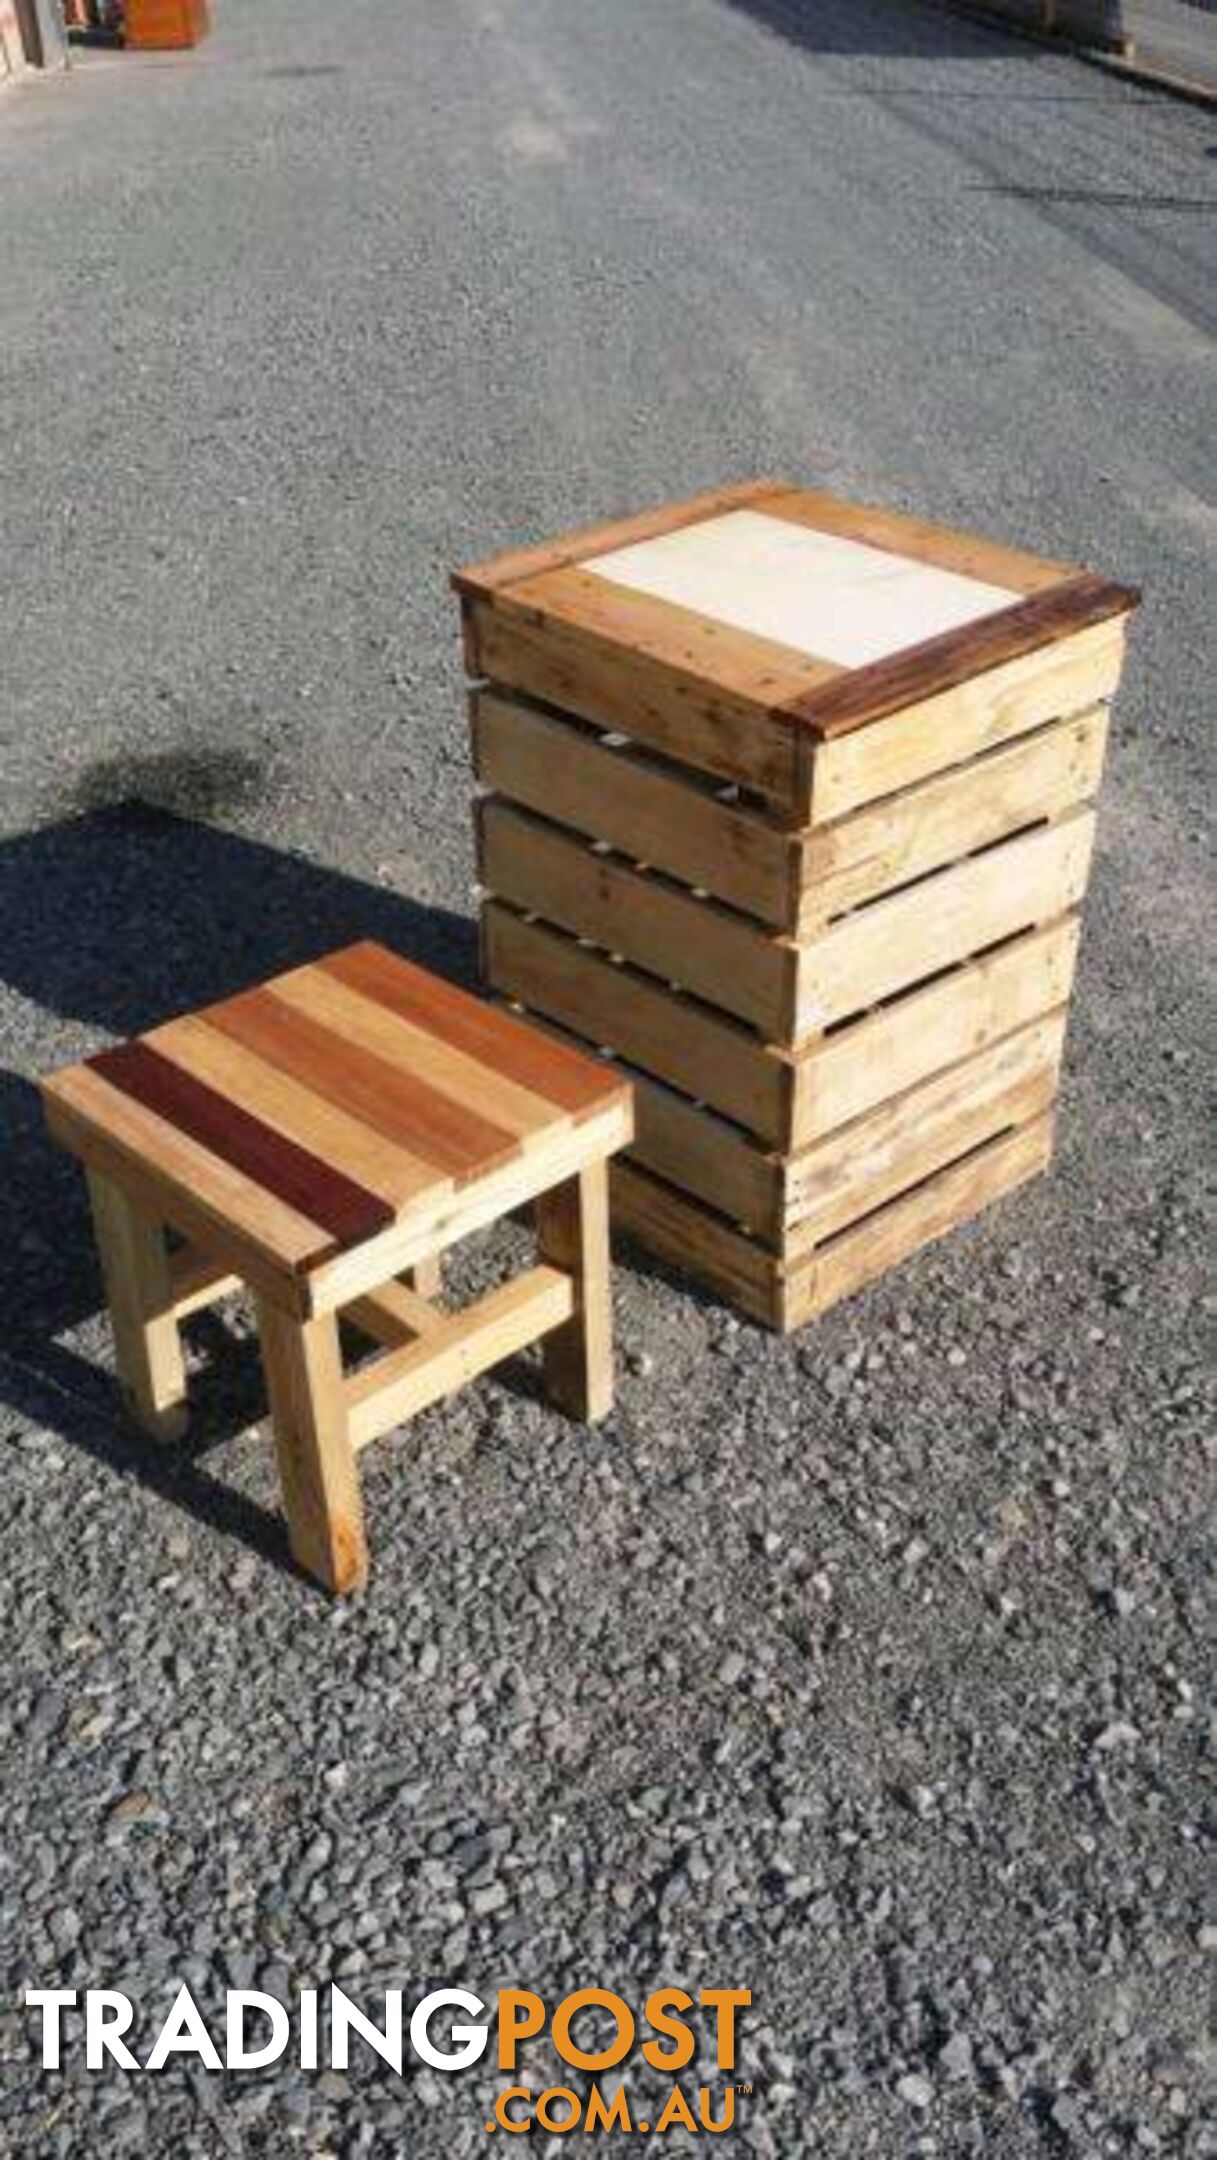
[455,479,1138,1329]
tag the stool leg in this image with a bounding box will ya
[255,1298,368,1595]
[408,1253,442,1300]
[86,1170,188,1442]
[536,1160,614,1423]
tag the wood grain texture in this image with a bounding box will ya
[504,564,839,707]
[610,1160,781,1328]
[807,619,1125,822]
[44,1065,338,1292]
[797,706,1109,928]
[257,1299,368,1594]
[206,985,521,1182]
[478,798,796,1036]
[468,595,803,806]
[628,1067,783,1241]
[482,902,790,1142]
[793,806,1095,1033]
[783,1011,1066,1251]
[149,1013,444,1211]
[793,917,1079,1143]
[307,1094,633,1315]
[269,967,564,1146]
[87,1039,394,1254]
[536,1162,614,1423]
[319,938,627,1120]
[346,1267,574,1451]
[86,1171,188,1441]
[787,572,1138,741]
[782,1114,1055,1328]
[472,690,799,926]
[612,1113,1054,1331]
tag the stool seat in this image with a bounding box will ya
[42,943,633,1593]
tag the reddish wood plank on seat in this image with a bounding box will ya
[206,987,521,1181]
[320,943,629,1119]
[87,1041,394,1255]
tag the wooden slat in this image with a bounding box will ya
[346,1266,574,1451]
[85,1041,394,1252]
[808,617,1125,823]
[783,1115,1055,1328]
[610,1161,781,1329]
[319,939,627,1120]
[168,1244,241,1318]
[798,706,1109,929]
[488,995,785,1242]
[472,690,798,927]
[761,487,1076,595]
[630,1070,782,1241]
[205,986,520,1182]
[452,478,787,597]
[43,1066,335,1285]
[512,565,839,704]
[308,1094,633,1315]
[804,626,1132,825]
[613,1113,1055,1332]
[793,917,1079,1143]
[468,597,802,808]
[616,1012,1062,1251]
[482,902,789,1142]
[345,1277,445,1346]
[149,1014,445,1212]
[790,574,1137,743]
[794,806,1095,1032]
[784,1011,1065,1250]
[478,799,796,1036]
[270,968,567,1147]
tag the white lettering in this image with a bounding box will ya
[330,1986,402,2074]
[86,1992,138,2070]
[409,1989,488,2071]
[144,1985,222,2072]
[225,1992,289,2070]
[25,1992,76,2070]
[299,1986,318,2070]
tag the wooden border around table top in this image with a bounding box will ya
[453,481,1140,743]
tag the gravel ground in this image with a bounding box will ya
[1,1,1213,2154]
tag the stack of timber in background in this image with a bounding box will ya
[454,480,1138,1330]
[122,0,209,49]
[1,0,28,83]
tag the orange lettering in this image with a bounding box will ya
[642,1990,695,2071]
[700,1989,750,2072]
[497,1991,545,2071]
[551,1989,635,2072]
[493,2085,532,2133]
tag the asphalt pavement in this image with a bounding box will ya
[0,2,1213,2154]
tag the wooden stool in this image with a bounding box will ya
[41,943,633,1593]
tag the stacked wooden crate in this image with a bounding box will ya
[455,480,1137,1330]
